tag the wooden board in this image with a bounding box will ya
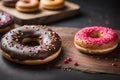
[0,1,80,25]
[1,26,120,75]
[49,27,120,75]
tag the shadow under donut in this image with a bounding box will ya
[2,47,65,71]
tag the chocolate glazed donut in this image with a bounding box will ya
[0,25,62,65]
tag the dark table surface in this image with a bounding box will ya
[50,0,120,30]
[1,0,120,80]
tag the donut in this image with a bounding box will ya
[0,11,14,34]
[16,0,39,13]
[2,0,18,7]
[74,26,118,54]
[40,0,64,10]
[0,25,62,65]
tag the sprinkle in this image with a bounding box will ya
[5,37,8,40]
[43,25,47,28]
[44,32,47,34]
[112,63,117,67]
[54,37,57,41]
[52,32,55,34]
[21,32,23,35]
[15,45,19,49]
[9,42,14,47]
[18,35,21,38]
[29,49,32,52]
[73,62,78,66]
[49,48,51,51]
[21,48,23,50]
[2,43,6,46]
[36,28,39,31]
[66,57,71,61]
[64,59,69,64]
[35,51,38,54]
[46,41,48,43]
[15,39,19,42]
[31,25,34,28]
[53,46,56,49]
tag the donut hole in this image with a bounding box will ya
[90,33,102,38]
[22,38,41,46]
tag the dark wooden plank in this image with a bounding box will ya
[49,27,120,75]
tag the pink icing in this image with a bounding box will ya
[75,26,118,46]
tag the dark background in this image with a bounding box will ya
[50,0,120,30]
[1,0,120,80]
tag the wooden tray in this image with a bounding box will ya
[0,1,80,25]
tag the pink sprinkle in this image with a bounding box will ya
[64,59,69,64]
[75,26,118,46]
[112,63,117,66]
[21,48,23,50]
[73,62,78,66]
[66,57,71,61]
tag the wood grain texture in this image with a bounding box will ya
[49,27,120,75]
[0,1,80,25]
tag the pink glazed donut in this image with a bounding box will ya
[74,26,118,54]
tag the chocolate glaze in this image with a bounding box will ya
[0,25,62,60]
[0,11,14,28]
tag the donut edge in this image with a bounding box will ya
[74,41,118,54]
[0,47,61,65]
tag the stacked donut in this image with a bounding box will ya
[2,0,65,13]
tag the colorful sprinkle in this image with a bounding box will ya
[66,57,71,61]
[75,26,118,46]
[0,25,61,61]
[64,59,69,64]
[73,62,78,66]
[112,63,117,67]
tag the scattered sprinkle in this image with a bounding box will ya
[64,59,69,64]
[112,62,117,67]
[73,62,78,66]
[66,57,71,61]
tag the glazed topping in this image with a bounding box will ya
[75,26,118,46]
[0,25,61,60]
[0,11,14,28]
